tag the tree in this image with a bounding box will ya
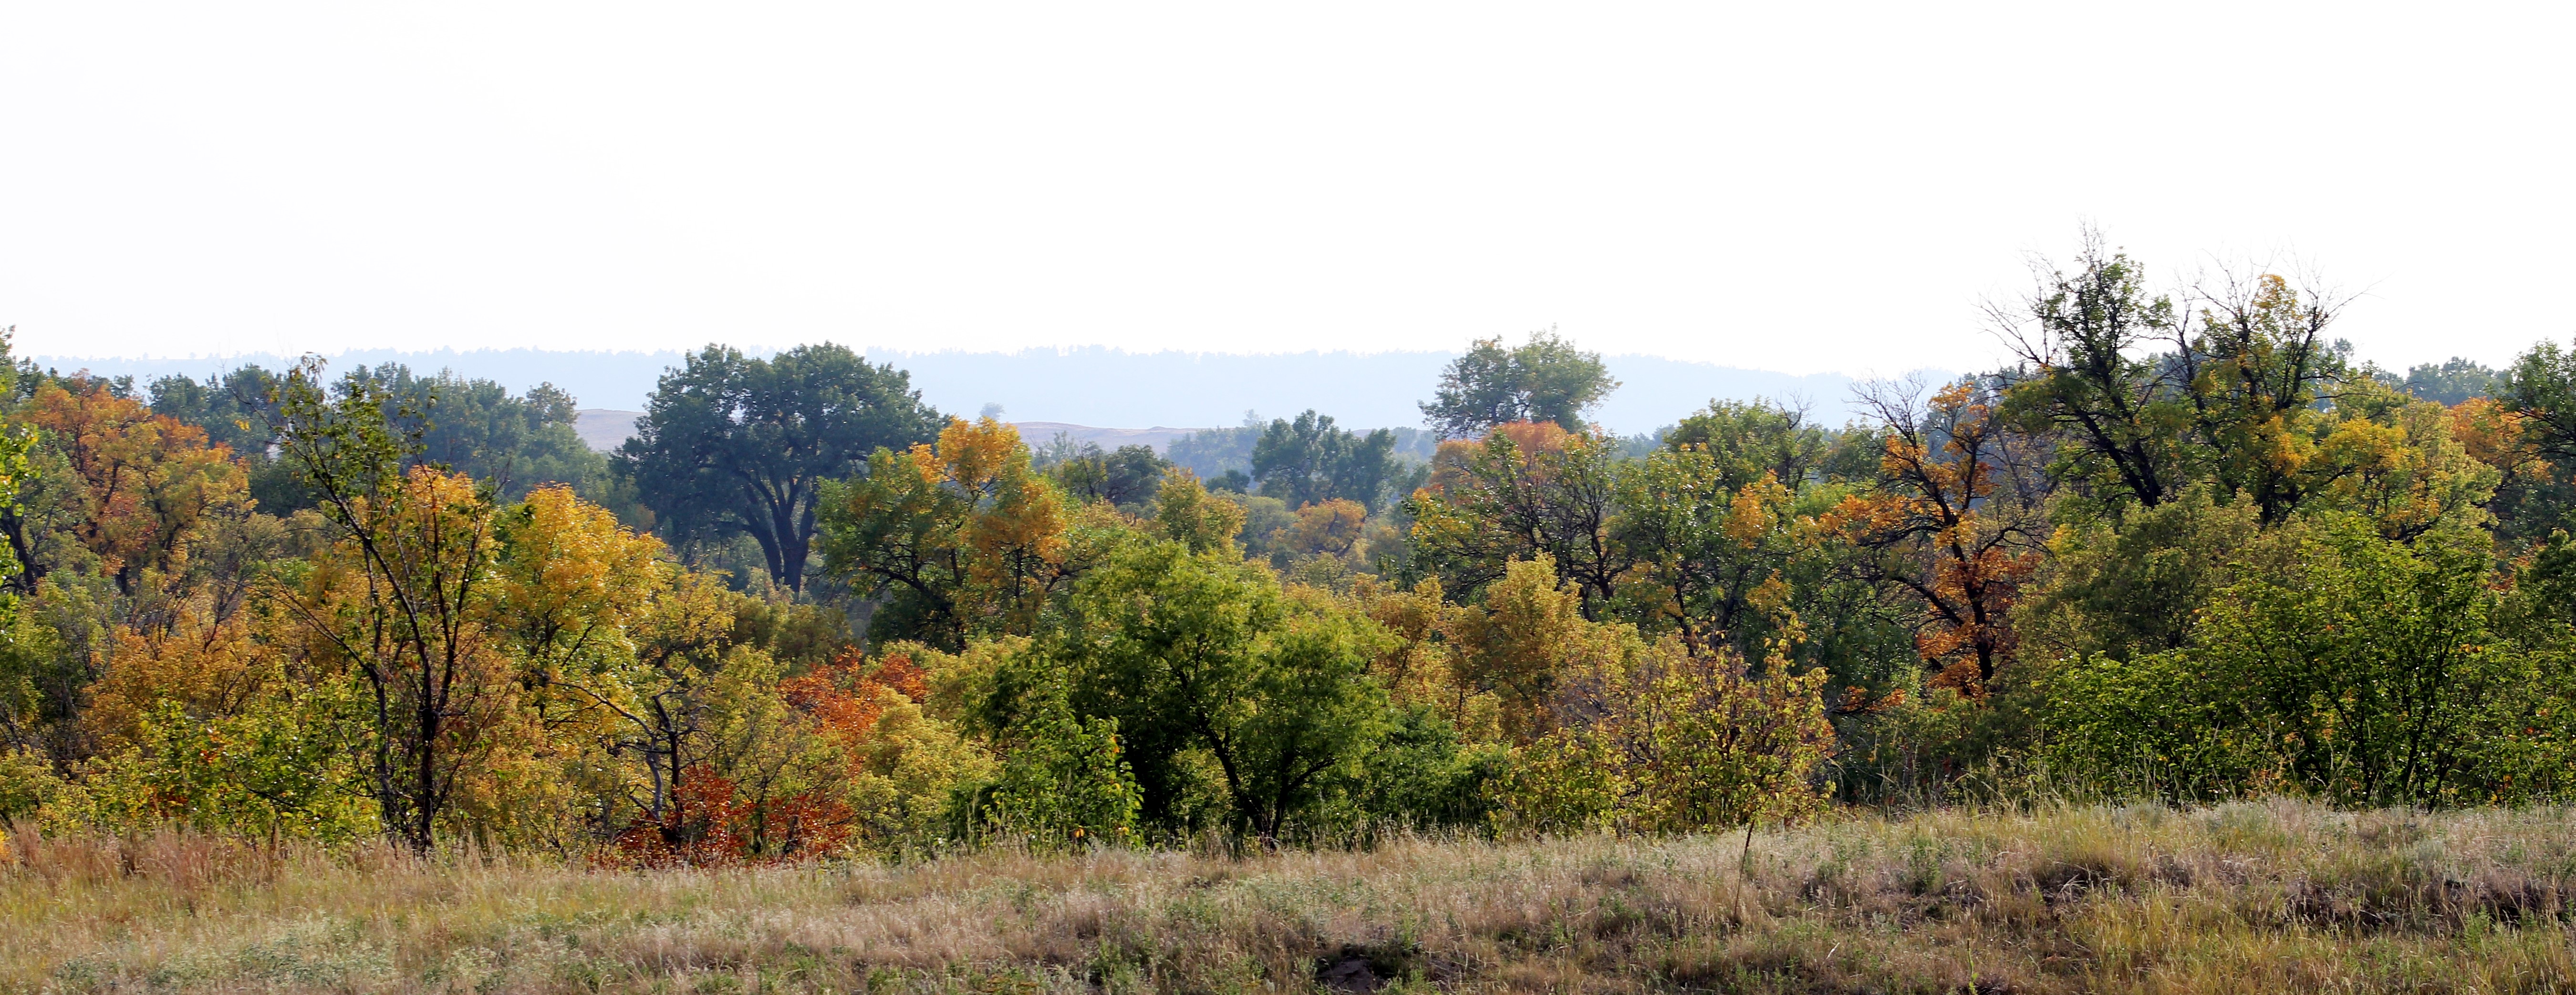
[1617,648,1835,853]
[345,365,603,501]
[1165,415,1264,481]
[1614,449,1815,661]
[1152,468,1247,555]
[1445,555,1631,744]
[1662,399,1835,490]
[2395,357,2503,405]
[1499,623,1834,847]
[146,365,280,455]
[1406,422,1629,616]
[19,380,246,595]
[617,344,942,590]
[1994,236,2191,511]
[270,360,521,850]
[2044,513,2551,806]
[1279,499,1368,560]
[1833,379,2049,692]
[149,363,608,513]
[2180,272,2353,525]
[999,540,1392,841]
[977,677,1142,849]
[1045,442,1168,510]
[818,418,1074,650]
[2499,338,2576,536]
[1251,410,1401,512]
[2014,485,2260,664]
[1421,328,1618,439]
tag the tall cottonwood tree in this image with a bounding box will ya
[1250,410,1401,512]
[617,344,941,590]
[1420,328,1619,439]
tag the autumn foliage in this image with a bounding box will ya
[12,246,2576,861]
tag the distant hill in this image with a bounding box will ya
[574,409,644,453]
[33,346,1946,436]
[571,415,1209,456]
[1010,422,1206,455]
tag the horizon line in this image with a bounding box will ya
[19,343,1931,378]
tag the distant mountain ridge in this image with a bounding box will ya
[31,346,1947,436]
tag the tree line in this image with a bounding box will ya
[5,239,2576,857]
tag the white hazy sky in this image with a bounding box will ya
[3,3,2568,375]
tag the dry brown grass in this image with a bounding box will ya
[7,800,2576,994]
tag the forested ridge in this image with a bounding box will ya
[7,241,2576,862]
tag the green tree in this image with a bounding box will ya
[2015,486,2261,664]
[1662,399,1836,490]
[618,344,942,590]
[347,365,605,501]
[2497,339,2576,537]
[1420,328,1619,438]
[146,365,281,454]
[1251,410,1402,512]
[88,692,373,842]
[1044,441,1168,510]
[2044,513,2551,806]
[1164,414,1264,480]
[1000,540,1392,841]
[1613,447,1814,660]
[2395,357,2503,405]
[1407,423,1629,618]
[979,679,1142,849]
[1995,237,2192,511]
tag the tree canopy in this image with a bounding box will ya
[617,344,942,590]
[1420,328,1619,438]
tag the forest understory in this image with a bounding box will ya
[10,799,2576,995]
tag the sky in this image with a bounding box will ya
[4,3,2569,376]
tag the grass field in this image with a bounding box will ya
[7,800,2576,994]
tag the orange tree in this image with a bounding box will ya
[1831,379,2049,693]
[19,379,246,594]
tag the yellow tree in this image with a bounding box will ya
[820,417,1074,649]
[1447,556,1631,744]
[1152,467,1246,555]
[271,361,528,851]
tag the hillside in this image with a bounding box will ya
[571,408,642,452]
